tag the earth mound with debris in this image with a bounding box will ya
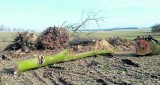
[107,37,135,53]
[69,39,114,53]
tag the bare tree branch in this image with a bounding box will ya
[62,10,105,39]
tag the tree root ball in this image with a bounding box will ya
[37,26,69,50]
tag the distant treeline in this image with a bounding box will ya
[151,24,160,32]
[0,25,36,32]
[79,27,139,31]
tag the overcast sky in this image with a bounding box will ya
[0,0,160,31]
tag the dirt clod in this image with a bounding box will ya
[87,60,100,67]
[96,79,108,85]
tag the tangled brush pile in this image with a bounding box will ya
[5,26,69,52]
[37,26,69,50]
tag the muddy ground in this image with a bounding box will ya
[0,42,160,85]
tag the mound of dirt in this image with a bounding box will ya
[107,37,135,53]
[70,39,114,53]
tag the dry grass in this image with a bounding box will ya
[70,30,160,40]
[0,30,160,85]
[0,30,160,42]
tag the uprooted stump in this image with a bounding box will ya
[37,26,69,50]
[5,32,37,52]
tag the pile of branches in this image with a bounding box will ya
[5,26,69,52]
[37,26,69,50]
[107,37,135,51]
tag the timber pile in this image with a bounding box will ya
[107,37,135,52]
[37,26,69,50]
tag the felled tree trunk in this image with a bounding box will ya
[148,42,160,55]
[14,49,114,74]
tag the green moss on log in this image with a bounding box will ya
[148,42,160,55]
[14,49,115,74]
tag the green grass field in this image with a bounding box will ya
[0,30,160,42]
[71,30,160,41]
[0,32,17,42]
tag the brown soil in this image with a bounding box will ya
[0,39,160,85]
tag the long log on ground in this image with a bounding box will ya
[148,42,160,55]
[14,49,114,74]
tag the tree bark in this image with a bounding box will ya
[14,49,114,74]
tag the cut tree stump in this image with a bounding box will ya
[135,39,151,55]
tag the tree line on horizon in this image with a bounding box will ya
[0,25,36,32]
[1,24,160,32]
[151,24,160,32]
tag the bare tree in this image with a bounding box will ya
[62,10,105,38]
[151,24,160,32]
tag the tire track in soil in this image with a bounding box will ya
[45,58,107,85]
[33,70,54,85]
[1,53,51,85]
[44,69,66,85]
[0,60,33,85]
[23,67,61,85]
[23,71,46,85]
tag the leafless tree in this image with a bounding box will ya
[62,10,105,39]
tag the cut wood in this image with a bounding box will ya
[148,42,160,55]
[135,39,151,55]
[135,39,160,55]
